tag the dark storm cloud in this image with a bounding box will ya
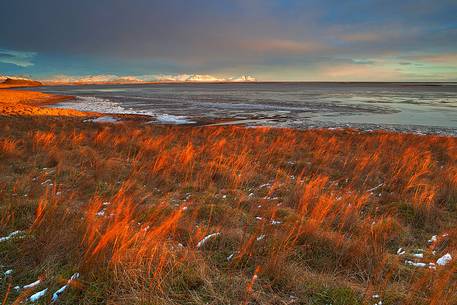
[0,0,456,80]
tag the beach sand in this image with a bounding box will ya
[0,88,93,117]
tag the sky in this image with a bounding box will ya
[0,0,456,81]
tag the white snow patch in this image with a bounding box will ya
[428,235,437,243]
[436,253,452,266]
[256,234,266,241]
[29,288,48,302]
[51,273,80,302]
[397,248,406,255]
[4,269,13,276]
[405,260,427,268]
[155,114,195,124]
[23,279,41,289]
[0,230,23,242]
[197,233,221,248]
[85,116,119,123]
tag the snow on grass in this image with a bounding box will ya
[372,294,383,305]
[29,288,48,302]
[96,202,111,217]
[23,279,42,290]
[397,248,406,255]
[196,233,221,248]
[84,116,119,123]
[405,260,427,268]
[428,235,437,243]
[436,253,452,266]
[405,260,436,269]
[155,114,195,124]
[51,273,80,302]
[4,269,13,276]
[256,234,266,241]
[0,230,23,242]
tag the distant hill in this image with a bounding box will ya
[0,78,42,88]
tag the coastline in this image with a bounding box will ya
[0,86,243,125]
[1,83,456,136]
[0,88,92,117]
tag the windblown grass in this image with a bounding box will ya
[0,116,456,304]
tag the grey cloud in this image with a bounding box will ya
[0,49,36,67]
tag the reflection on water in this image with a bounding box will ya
[29,82,457,134]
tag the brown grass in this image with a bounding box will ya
[0,89,90,117]
[0,115,456,304]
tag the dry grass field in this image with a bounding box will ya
[0,113,456,304]
[0,89,89,117]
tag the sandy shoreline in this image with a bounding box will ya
[0,86,243,125]
[0,87,93,117]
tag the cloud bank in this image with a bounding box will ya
[0,0,456,81]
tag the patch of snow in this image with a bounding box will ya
[436,253,452,266]
[271,220,282,225]
[84,116,119,123]
[29,288,48,302]
[428,235,437,243]
[405,260,427,268]
[397,248,406,255]
[412,253,424,259]
[51,273,80,302]
[155,114,195,124]
[23,279,41,290]
[0,230,23,242]
[197,233,221,248]
[256,235,266,241]
[4,269,13,276]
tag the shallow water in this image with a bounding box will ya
[28,82,457,134]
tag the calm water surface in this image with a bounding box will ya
[28,82,457,135]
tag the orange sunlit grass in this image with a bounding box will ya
[1,116,456,304]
